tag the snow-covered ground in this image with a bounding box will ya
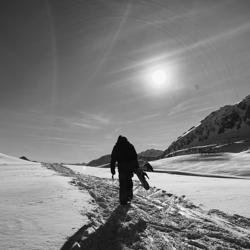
[66,153,250,218]
[0,155,93,250]
[1,152,250,249]
[54,163,250,249]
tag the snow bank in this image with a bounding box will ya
[0,162,93,250]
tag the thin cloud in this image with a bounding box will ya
[168,101,194,116]
[193,106,215,114]
[110,20,250,75]
[129,113,161,123]
[78,111,160,127]
[23,134,95,148]
[81,0,132,88]
[63,111,113,131]
[112,113,161,126]
[168,98,215,117]
[87,114,110,125]
[37,140,95,148]
[79,111,111,125]
[71,122,101,130]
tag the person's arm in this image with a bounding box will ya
[110,146,117,175]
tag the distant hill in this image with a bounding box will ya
[162,94,250,158]
[87,154,111,167]
[138,149,163,161]
[66,162,87,166]
[87,149,163,167]
[19,156,31,161]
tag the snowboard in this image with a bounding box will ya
[134,168,150,190]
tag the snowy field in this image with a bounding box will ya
[60,163,250,249]
[66,152,250,218]
[1,151,249,249]
[0,154,93,250]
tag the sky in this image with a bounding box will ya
[0,0,250,163]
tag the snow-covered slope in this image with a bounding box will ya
[163,95,250,157]
[0,152,35,165]
[150,150,250,177]
[0,154,92,250]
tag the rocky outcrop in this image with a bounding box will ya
[19,156,31,161]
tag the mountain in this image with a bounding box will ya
[162,94,250,157]
[138,149,163,161]
[87,149,163,167]
[87,154,111,167]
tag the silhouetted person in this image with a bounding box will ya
[110,136,139,205]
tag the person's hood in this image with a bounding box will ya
[116,135,128,145]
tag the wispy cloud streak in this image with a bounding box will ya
[79,112,111,125]
[67,111,112,130]
[71,122,101,130]
[110,20,250,75]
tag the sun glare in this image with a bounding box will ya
[145,64,175,93]
[151,69,167,87]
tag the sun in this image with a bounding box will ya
[151,69,167,87]
[147,65,174,92]
[141,62,177,95]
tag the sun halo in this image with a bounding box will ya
[146,65,174,93]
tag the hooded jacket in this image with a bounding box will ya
[110,136,139,174]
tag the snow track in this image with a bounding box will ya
[43,163,250,250]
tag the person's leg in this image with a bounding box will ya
[119,175,127,205]
[122,173,133,203]
[127,176,133,201]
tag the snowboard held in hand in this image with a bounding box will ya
[134,168,150,190]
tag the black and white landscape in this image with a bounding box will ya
[1,95,250,249]
[1,0,250,249]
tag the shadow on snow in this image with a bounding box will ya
[61,204,147,250]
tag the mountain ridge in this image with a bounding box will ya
[162,94,250,157]
[87,149,163,167]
